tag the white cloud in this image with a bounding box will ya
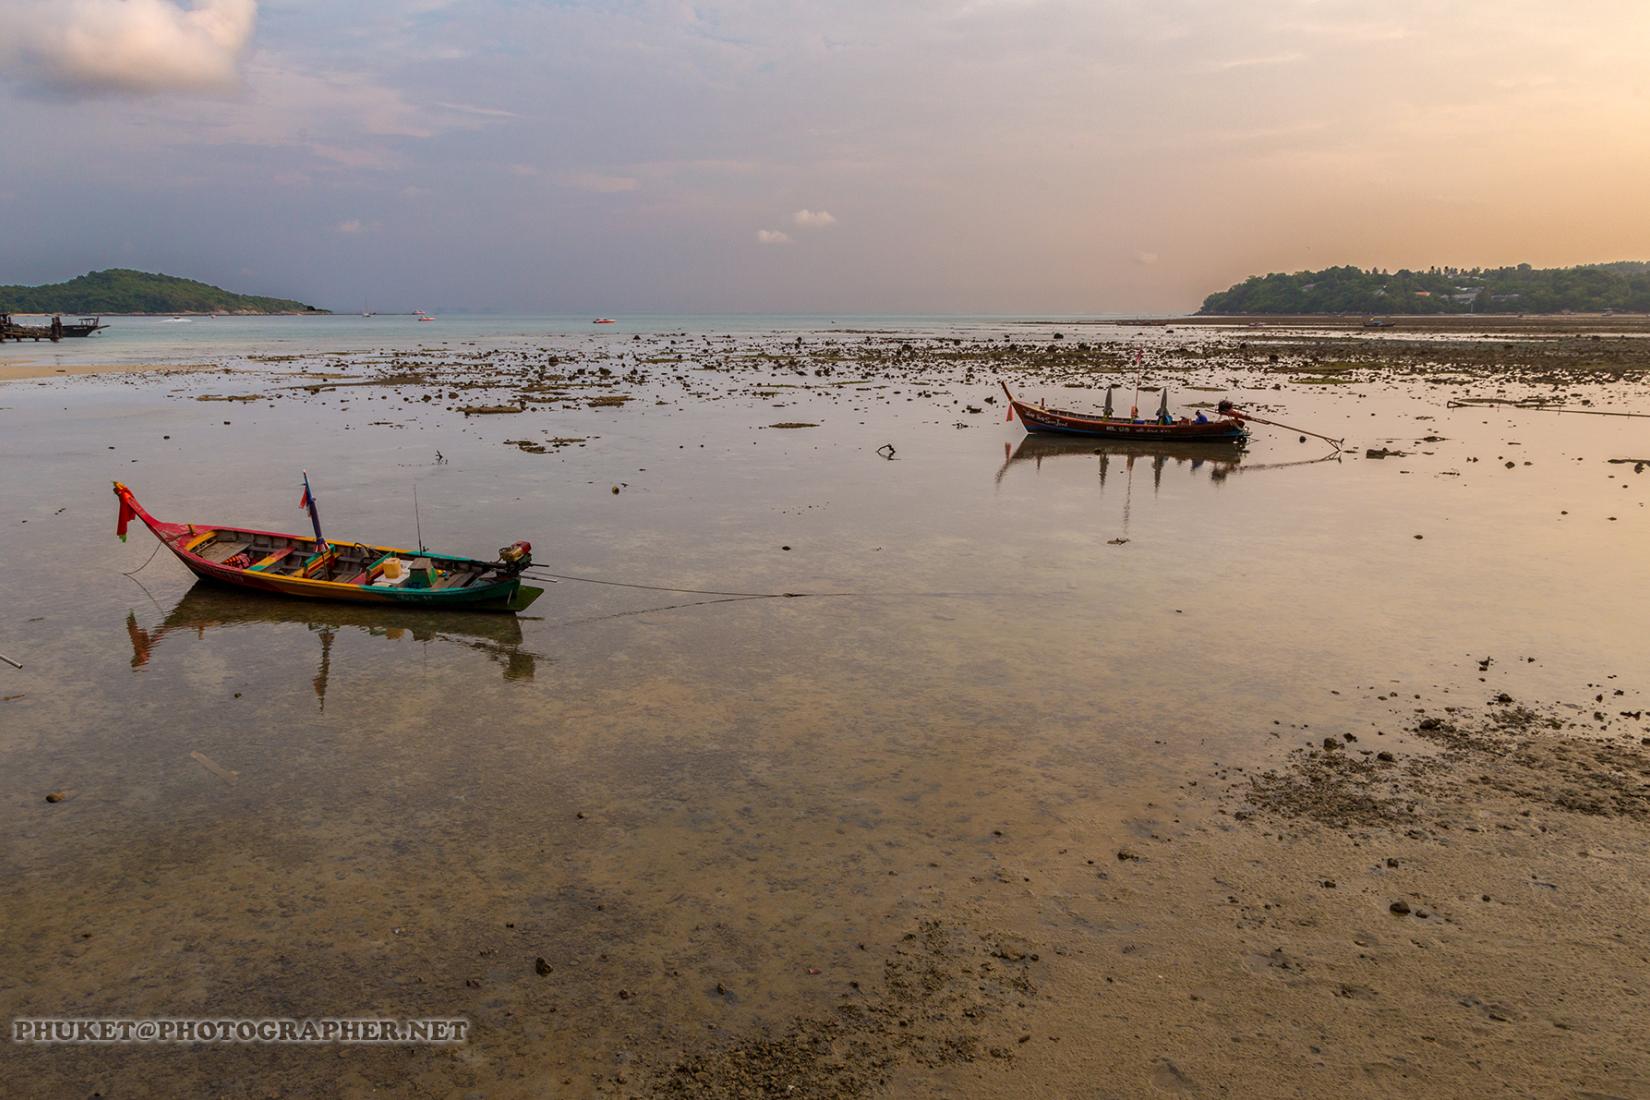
[1210,51,1306,71]
[792,208,837,228]
[1134,250,1159,265]
[756,229,793,245]
[4,0,257,95]
[433,100,520,119]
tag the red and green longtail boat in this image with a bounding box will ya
[113,481,543,612]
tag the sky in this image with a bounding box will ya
[1,0,1648,314]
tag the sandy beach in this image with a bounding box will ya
[0,360,233,382]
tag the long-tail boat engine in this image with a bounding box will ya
[497,540,533,573]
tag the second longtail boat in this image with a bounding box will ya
[1000,381,1248,443]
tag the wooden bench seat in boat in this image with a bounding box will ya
[199,540,252,563]
[247,546,297,572]
[300,549,340,579]
[434,573,475,590]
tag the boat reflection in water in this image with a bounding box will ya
[996,434,1246,491]
[126,583,539,709]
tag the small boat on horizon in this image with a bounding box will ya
[60,316,107,337]
[593,317,616,324]
[1000,381,1248,443]
[113,479,542,613]
[416,310,434,321]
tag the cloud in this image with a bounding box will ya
[756,229,793,245]
[5,0,257,95]
[433,101,520,119]
[560,172,640,193]
[1210,51,1306,71]
[309,143,399,170]
[792,208,837,228]
[336,219,376,234]
[1134,250,1159,265]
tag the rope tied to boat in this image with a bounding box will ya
[121,541,165,576]
[519,570,851,599]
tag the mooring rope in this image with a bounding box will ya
[521,570,852,599]
[539,594,774,629]
[121,541,165,576]
[521,571,1009,603]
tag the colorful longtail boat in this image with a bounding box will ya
[113,481,543,612]
[1000,381,1248,443]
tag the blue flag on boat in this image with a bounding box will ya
[299,469,326,549]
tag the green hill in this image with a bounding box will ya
[0,269,326,314]
[1199,262,1650,315]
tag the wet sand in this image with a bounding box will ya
[0,360,229,382]
[2,318,1647,1097]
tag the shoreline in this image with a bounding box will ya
[1,310,330,318]
[1075,312,1650,333]
[0,360,225,383]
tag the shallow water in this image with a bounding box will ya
[1,324,1646,1094]
[0,312,1146,371]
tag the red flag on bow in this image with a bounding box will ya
[116,495,136,542]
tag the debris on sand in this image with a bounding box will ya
[190,750,239,786]
[1243,690,1650,833]
[650,919,1038,1098]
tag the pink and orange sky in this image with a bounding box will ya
[2,0,1647,313]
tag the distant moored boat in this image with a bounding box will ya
[60,316,107,337]
[1000,382,1248,443]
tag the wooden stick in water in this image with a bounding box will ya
[1236,412,1344,452]
[0,653,21,670]
[1447,398,1650,419]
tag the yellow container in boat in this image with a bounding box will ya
[382,556,404,581]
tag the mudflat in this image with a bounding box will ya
[2,317,1645,1097]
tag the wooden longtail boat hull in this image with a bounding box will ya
[1001,382,1247,442]
[113,482,541,613]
